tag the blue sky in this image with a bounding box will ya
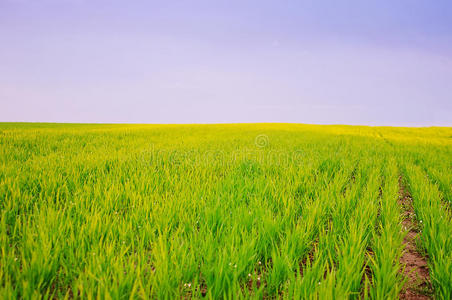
[1,0,451,125]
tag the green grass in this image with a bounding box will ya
[0,123,451,299]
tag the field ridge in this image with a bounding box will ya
[398,176,432,299]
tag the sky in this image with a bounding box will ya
[1,0,451,126]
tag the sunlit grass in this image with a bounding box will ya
[0,123,451,299]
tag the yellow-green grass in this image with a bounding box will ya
[0,123,451,299]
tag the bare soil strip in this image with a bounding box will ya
[398,176,432,299]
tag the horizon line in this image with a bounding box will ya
[1,122,451,129]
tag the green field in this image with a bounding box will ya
[1,123,451,299]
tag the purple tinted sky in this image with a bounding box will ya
[1,0,451,125]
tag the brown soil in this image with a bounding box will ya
[398,176,432,299]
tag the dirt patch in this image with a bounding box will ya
[398,176,432,299]
[298,251,315,278]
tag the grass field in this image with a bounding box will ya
[1,123,451,299]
